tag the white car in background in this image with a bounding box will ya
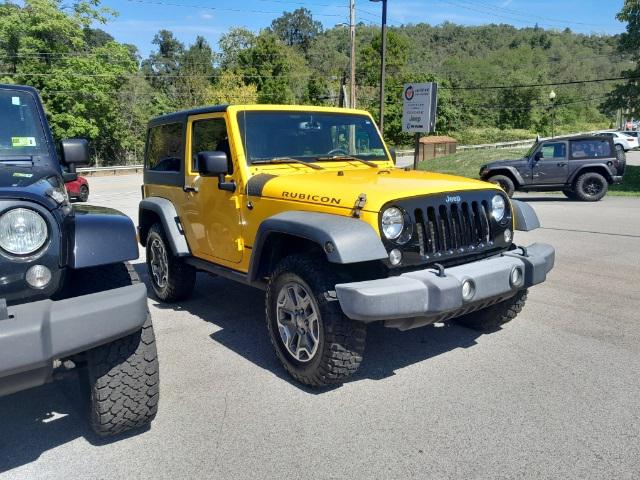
[593,131,639,152]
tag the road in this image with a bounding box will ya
[1,174,639,479]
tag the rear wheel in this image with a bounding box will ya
[487,174,515,197]
[266,255,366,387]
[574,172,608,202]
[146,223,196,302]
[78,184,89,202]
[455,289,528,332]
[68,263,159,437]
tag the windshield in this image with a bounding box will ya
[237,111,388,164]
[0,89,48,158]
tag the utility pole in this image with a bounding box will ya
[349,0,356,108]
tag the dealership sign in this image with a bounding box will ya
[402,82,438,133]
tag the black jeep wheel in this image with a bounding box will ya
[68,263,159,437]
[487,174,515,197]
[455,289,528,332]
[574,172,608,202]
[78,184,89,202]
[146,223,196,302]
[266,255,366,387]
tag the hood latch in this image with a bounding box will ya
[352,193,367,218]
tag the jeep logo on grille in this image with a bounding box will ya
[445,195,462,203]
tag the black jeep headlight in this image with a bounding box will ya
[0,208,48,255]
[491,195,506,222]
[381,206,412,244]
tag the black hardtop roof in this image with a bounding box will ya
[543,134,612,142]
[149,105,228,127]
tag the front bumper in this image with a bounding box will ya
[0,284,147,396]
[335,243,554,330]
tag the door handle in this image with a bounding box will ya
[183,186,198,193]
[557,162,567,167]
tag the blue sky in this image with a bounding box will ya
[100,0,627,58]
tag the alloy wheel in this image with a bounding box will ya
[149,238,168,288]
[276,281,320,362]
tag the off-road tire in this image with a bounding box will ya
[455,289,528,332]
[574,172,608,202]
[562,189,577,200]
[78,184,89,202]
[68,263,159,437]
[488,174,515,197]
[146,223,196,302]
[266,255,366,387]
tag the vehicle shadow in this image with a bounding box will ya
[0,374,148,473]
[134,264,485,392]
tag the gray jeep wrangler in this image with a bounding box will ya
[0,85,159,436]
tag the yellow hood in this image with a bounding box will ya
[252,166,500,212]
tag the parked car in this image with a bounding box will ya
[593,131,638,152]
[0,84,159,436]
[479,135,625,201]
[65,173,89,202]
[138,104,554,387]
[621,130,639,139]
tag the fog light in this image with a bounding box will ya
[504,228,512,243]
[510,266,524,288]
[25,265,51,289]
[389,249,402,266]
[461,279,476,301]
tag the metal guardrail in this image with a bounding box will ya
[78,165,143,176]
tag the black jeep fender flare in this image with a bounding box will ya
[248,211,388,282]
[138,197,191,257]
[567,164,614,185]
[483,167,525,186]
[70,205,140,269]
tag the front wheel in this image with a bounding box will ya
[78,184,89,202]
[68,263,159,437]
[455,289,528,332]
[487,174,515,197]
[266,255,366,387]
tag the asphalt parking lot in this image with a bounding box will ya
[1,172,639,479]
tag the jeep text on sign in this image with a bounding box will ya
[402,82,438,134]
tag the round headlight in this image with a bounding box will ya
[491,195,506,222]
[0,208,48,255]
[381,207,405,241]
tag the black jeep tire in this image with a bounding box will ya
[78,184,89,202]
[574,172,608,202]
[455,289,528,332]
[562,189,577,200]
[266,255,366,387]
[146,223,196,302]
[487,174,515,197]
[68,263,159,437]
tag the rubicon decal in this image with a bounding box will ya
[282,191,341,205]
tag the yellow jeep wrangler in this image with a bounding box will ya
[138,105,554,386]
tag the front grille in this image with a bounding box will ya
[414,200,492,257]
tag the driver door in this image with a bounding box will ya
[181,113,244,265]
[532,141,568,184]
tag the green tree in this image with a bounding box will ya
[269,8,322,54]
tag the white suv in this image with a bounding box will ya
[594,131,639,152]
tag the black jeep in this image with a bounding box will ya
[0,85,159,436]
[479,135,625,201]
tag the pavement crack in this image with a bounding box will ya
[540,227,640,238]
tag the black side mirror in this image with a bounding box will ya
[389,147,397,164]
[534,151,543,161]
[197,151,235,192]
[61,139,89,173]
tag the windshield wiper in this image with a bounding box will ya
[315,155,379,168]
[252,157,324,170]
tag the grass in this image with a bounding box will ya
[416,149,640,197]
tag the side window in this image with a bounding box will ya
[191,118,232,173]
[540,142,565,159]
[146,123,183,172]
[570,139,611,159]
